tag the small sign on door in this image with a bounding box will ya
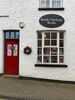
[7,44,18,56]
[7,44,12,56]
[13,44,18,56]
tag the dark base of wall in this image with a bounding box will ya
[0,74,4,76]
[0,95,24,100]
[0,73,75,85]
[19,76,75,84]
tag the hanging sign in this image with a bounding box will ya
[39,14,64,28]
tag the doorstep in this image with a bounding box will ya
[2,74,19,78]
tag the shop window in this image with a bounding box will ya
[39,0,64,10]
[36,31,67,67]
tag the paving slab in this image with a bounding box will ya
[0,77,75,100]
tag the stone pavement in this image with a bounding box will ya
[0,77,74,100]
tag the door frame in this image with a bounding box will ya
[3,30,20,75]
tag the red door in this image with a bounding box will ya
[4,30,19,75]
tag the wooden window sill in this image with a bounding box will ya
[38,8,64,11]
[35,64,67,67]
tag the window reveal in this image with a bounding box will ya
[37,31,64,64]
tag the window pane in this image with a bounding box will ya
[51,40,57,46]
[5,32,10,39]
[51,32,57,39]
[43,56,50,63]
[38,48,42,55]
[15,32,19,39]
[38,32,42,39]
[52,0,63,8]
[44,47,50,55]
[37,56,42,63]
[44,40,50,46]
[46,0,50,7]
[59,32,64,39]
[59,40,64,47]
[38,40,42,47]
[40,0,46,8]
[51,56,57,63]
[51,48,57,55]
[59,48,64,55]
[11,32,14,39]
[40,0,63,8]
[44,32,50,39]
[57,0,60,8]
[59,56,64,63]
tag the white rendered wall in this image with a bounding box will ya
[19,0,75,81]
[0,0,75,81]
[0,0,10,73]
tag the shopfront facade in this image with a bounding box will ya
[0,0,75,81]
